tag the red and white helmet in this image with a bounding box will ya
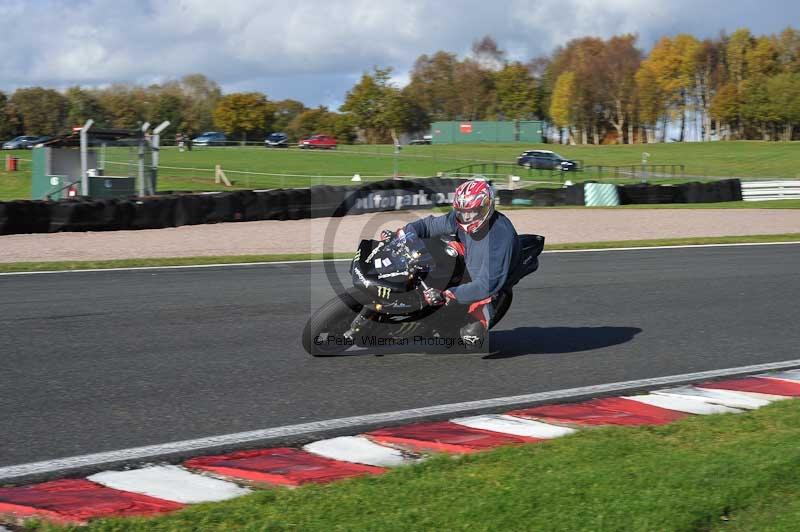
[453,178,495,234]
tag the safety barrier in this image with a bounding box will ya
[615,179,742,204]
[584,183,620,207]
[0,178,469,236]
[496,185,585,207]
[741,180,800,201]
[0,178,746,236]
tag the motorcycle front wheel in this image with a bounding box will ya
[302,290,363,356]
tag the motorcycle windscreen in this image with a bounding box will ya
[373,233,435,279]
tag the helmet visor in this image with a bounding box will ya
[455,207,483,225]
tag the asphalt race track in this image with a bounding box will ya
[2,244,799,468]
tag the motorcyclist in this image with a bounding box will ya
[381,178,519,349]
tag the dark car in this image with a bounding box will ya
[265,132,289,148]
[192,131,227,146]
[516,150,578,171]
[298,134,337,149]
[2,135,44,150]
[408,134,432,145]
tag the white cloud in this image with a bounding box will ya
[0,0,797,105]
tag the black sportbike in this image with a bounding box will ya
[302,231,544,356]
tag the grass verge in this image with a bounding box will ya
[544,233,800,250]
[30,400,800,531]
[0,253,354,273]
[497,199,800,209]
[3,141,799,200]
[2,234,799,273]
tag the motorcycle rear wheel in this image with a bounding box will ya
[302,290,363,356]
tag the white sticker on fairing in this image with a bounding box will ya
[382,258,392,267]
[378,271,409,279]
[374,258,382,269]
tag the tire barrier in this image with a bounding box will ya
[616,183,679,204]
[499,185,583,207]
[173,194,215,227]
[617,179,741,205]
[564,184,585,206]
[0,179,745,236]
[0,201,51,235]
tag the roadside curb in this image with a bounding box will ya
[2,369,800,527]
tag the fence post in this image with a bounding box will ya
[215,164,232,187]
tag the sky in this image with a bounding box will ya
[1,0,799,109]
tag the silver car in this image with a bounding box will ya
[2,136,42,149]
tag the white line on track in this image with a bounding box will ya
[1,240,798,277]
[2,357,800,482]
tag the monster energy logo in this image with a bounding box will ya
[377,286,392,298]
[353,249,361,262]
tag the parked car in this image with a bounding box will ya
[30,135,52,147]
[2,136,44,150]
[408,134,433,145]
[516,150,578,171]
[298,134,337,149]
[264,132,289,148]
[192,131,227,146]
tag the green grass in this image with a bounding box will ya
[494,199,800,210]
[2,141,799,200]
[2,234,798,273]
[611,199,800,209]
[0,253,352,273]
[30,399,800,531]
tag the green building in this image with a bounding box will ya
[430,120,544,144]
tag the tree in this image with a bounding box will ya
[635,65,664,143]
[452,59,495,121]
[9,87,68,135]
[710,82,741,139]
[767,72,800,140]
[153,92,185,131]
[727,28,754,84]
[493,62,537,120]
[64,87,106,128]
[471,35,506,71]
[341,67,411,143]
[95,84,148,129]
[776,27,800,73]
[746,36,779,78]
[213,92,273,142]
[179,74,221,135]
[287,107,337,141]
[545,37,606,143]
[597,34,642,143]
[691,39,725,141]
[741,77,779,139]
[404,51,460,122]
[0,91,17,138]
[641,34,700,141]
[549,71,577,144]
[272,99,307,139]
[331,113,358,144]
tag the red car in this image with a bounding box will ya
[298,134,337,149]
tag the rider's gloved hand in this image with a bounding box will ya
[380,227,406,241]
[423,287,455,306]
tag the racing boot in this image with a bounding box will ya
[459,321,487,351]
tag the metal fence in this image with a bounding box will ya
[581,164,685,181]
[741,180,800,201]
[441,162,576,182]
